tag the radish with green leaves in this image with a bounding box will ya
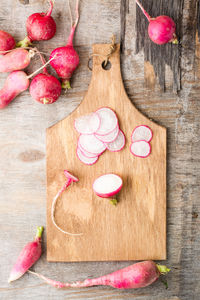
[0,30,16,54]
[29,261,170,289]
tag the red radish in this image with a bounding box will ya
[0,48,35,73]
[131,125,153,143]
[17,0,56,48]
[29,52,61,104]
[0,30,16,54]
[106,130,126,152]
[8,226,43,283]
[51,170,82,236]
[78,134,106,156]
[29,261,170,289]
[74,113,101,135]
[130,140,151,158]
[0,56,55,109]
[50,0,80,89]
[95,107,118,136]
[95,125,119,143]
[93,174,123,198]
[77,147,98,165]
[136,0,178,45]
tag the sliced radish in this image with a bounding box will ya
[78,134,106,155]
[95,107,118,136]
[93,174,123,198]
[106,130,126,152]
[64,170,79,182]
[74,113,100,135]
[131,125,153,143]
[130,140,151,158]
[95,125,119,143]
[77,147,98,165]
[77,142,99,158]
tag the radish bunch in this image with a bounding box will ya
[130,125,153,158]
[75,107,126,165]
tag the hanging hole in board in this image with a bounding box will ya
[102,60,111,70]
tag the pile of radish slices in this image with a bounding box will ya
[75,107,125,165]
[130,125,153,158]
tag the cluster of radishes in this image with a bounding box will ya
[75,107,126,165]
[0,0,80,109]
[130,125,153,158]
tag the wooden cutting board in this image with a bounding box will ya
[46,44,166,262]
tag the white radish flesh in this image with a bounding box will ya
[130,140,151,158]
[93,174,123,198]
[131,125,153,142]
[78,134,106,155]
[106,130,125,152]
[95,107,118,136]
[77,143,99,158]
[74,113,100,135]
[95,125,119,143]
[77,147,98,165]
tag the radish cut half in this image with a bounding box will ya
[130,140,151,158]
[74,113,100,135]
[64,170,79,182]
[131,125,153,142]
[95,107,118,136]
[106,130,126,152]
[93,174,123,198]
[78,134,106,155]
[77,147,98,165]
[95,125,119,143]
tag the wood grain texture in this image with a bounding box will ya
[0,0,199,299]
[46,44,166,262]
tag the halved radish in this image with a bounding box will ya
[106,130,126,152]
[78,134,106,155]
[95,107,118,136]
[77,142,99,158]
[131,125,153,142]
[95,125,119,143]
[130,140,151,158]
[77,147,98,165]
[64,170,79,182]
[93,174,123,198]
[74,112,100,135]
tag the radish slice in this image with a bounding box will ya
[74,113,100,135]
[77,143,99,158]
[77,147,98,165]
[130,140,151,158]
[95,107,118,136]
[106,130,125,152]
[131,125,153,142]
[93,174,123,198]
[78,134,106,155]
[95,125,119,143]
[64,170,79,182]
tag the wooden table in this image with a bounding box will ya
[0,0,199,299]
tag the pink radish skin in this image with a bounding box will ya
[74,113,101,135]
[106,130,126,152]
[95,125,119,143]
[50,0,80,89]
[131,125,153,143]
[136,0,178,45]
[0,71,29,109]
[95,107,118,136]
[77,147,98,165]
[8,227,43,283]
[17,1,56,47]
[0,49,34,73]
[29,261,170,289]
[93,174,123,198]
[0,30,16,55]
[130,140,151,158]
[64,170,79,182]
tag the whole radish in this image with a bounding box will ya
[0,30,16,54]
[136,0,178,45]
[0,56,55,109]
[29,261,170,289]
[50,0,80,89]
[29,52,61,104]
[17,0,56,48]
[8,227,43,283]
[0,48,35,73]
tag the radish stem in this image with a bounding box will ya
[135,0,151,22]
